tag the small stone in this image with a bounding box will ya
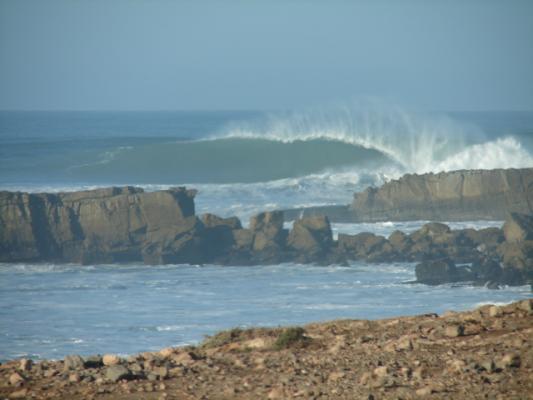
[268,387,284,399]
[397,337,414,351]
[328,371,345,381]
[498,354,521,369]
[103,354,121,366]
[8,388,28,399]
[19,359,32,372]
[9,372,25,385]
[489,306,502,317]
[129,362,143,373]
[171,352,194,366]
[413,367,426,380]
[518,299,533,312]
[153,366,169,379]
[69,372,81,383]
[416,386,434,396]
[83,355,103,368]
[145,382,155,392]
[63,354,85,370]
[449,359,466,373]
[159,348,175,358]
[373,366,389,377]
[445,325,465,337]
[105,365,132,382]
[480,359,496,373]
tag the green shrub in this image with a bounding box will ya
[273,327,308,350]
[202,327,243,348]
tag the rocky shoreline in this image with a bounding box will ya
[1,299,531,399]
[283,168,533,222]
[1,183,533,287]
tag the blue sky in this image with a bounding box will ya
[1,0,532,111]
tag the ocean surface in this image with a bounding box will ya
[0,106,532,361]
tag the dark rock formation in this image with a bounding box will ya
[0,187,198,264]
[351,168,533,222]
[1,186,532,288]
[280,168,533,223]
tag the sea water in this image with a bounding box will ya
[0,106,532,361]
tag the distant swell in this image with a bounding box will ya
[71,138,395,184]
[70,105,533,186]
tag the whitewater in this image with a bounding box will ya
[0,107,532,361]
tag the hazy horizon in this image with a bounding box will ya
[1,0,533,112]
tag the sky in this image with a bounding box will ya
[1,0,532,111]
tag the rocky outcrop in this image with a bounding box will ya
[281,168,533,222]
[2,300,532,399]
[1,186,532,287]
[350,168,533,222]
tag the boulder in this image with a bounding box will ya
[105,365,133,382]
[415,258,474,285]
[503,212,533,243]
[287,216,333,254]
[0,187,199,264]
[350,168,533,222]
[249,211,287,252]
[338,232,391,260]
[388,230,412,252]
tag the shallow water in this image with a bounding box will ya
[0,261,530,362]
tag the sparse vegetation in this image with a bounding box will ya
[273,326,309,350]
[202,327,244,348]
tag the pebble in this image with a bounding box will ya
[103,354,121,366]
[19,359,32,372]
[9,372,25,385]
[445,325,465,337]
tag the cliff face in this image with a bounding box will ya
[350,168,533,222]
[0,187,197,264]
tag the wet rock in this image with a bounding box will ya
[287,215,333,255]
[388,230,412,252]
[415,258,470,285]
[249,211,286,253]
[349,168,533,222]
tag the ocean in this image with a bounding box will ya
[0,106,532,361]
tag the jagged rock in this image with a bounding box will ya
[63,355,85,370]
[388,230,412,252]
[84,355,103,368]
[415,258,474,285]
[105,365,133,382]
[338,232,393,261]
[102,354,121,366]
[0,187,197,263]
[287,216,332,255]
[503,212,533,243]
[350,168,533,222]
[249,211,286,252]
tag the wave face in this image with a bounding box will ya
[69,138,394,184]
[1,108,532,220]
[50,106,533,186]
[213,106,533,174]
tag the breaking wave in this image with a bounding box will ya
[68,105,533,186]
